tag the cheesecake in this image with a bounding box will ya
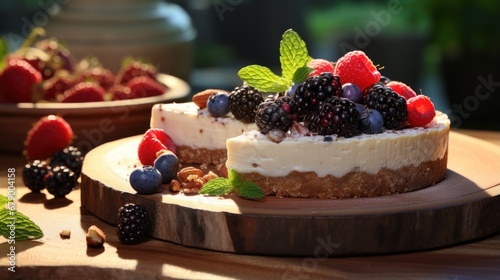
[150,102,257,165]
[226,112,450,199]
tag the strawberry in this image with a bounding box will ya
[386,81,417,100]
[0,59,42,103]
[138,128,177,165]
[108,84,132,101]
[334,50,380,92]
[307,58,335,77]
[60,82,105,103]
[127,76,167,99]
[80,67,115,90]
[406,95,436,127]
[25,115,73,160]
[41,73,77,101]
[115,61,157,85]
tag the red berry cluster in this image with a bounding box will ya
[0,37,168,104]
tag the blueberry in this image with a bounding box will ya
[285,82,303,97]
[153,151,179,184]
[341,83,362,103]
[129,166,162,194]
[359,109,384,134]
[207,92,230,117]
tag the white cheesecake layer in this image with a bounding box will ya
[150,102,258,150]
[226,112,450,178]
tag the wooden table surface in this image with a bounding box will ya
[1,129,499,279]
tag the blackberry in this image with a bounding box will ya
[379,76,391,85]
[228,84,264,123]
[255,96,297,134]
[45,165,77,198]
[23,160,51,192]
[117,203,150,245]
[363,83,408,129]
[293,72,342,116]
[51,146,84,178]
[304,97,360,137]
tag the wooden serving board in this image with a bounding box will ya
[81,132,500,256]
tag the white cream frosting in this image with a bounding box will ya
[150,102,258,150]
[226,112,450,177]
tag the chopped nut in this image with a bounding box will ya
[169,179,181,192]
[86,225,106,248]
[177,167,203,181]
[59,229,71,239]
[202,171,218,183]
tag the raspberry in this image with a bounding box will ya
[228,84,264,123]
[307,58,335,77]
[23,160,51,193]
[60,82,105,103]
[363,83,408,130]
[25,115,73,161]
[50,146,84,179]
[293,72,342,116]
[117,203,150,245]
[304,97,360,137]
[406,95,436,127]
[0,59,42,103]
[115,60,157,84]
[45,165,77,198]
[334,50,380,92]
[386,81,417,100]
[138,128,177,165]
[127,76,167,99]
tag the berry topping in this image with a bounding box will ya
[50,146,84,179]
[60,82,105,103]
[307,58,335,77]
[406,95,436,127]
[363,83,408,130]
[304,97,360,137]
[117,203,150,245]
[255,96,297,134]
[45,165,77,198]
[127,76,167,99]
[358,108,384,134]
[228,84,264,123]
[386,81,417,100]
[23,160,51,193]
[137,128,177,165]
[0,59,42,103]
[153,151,179,184]
[334,50,380,92]
[206,91,230,117]
[341,83,363,103]
[25,115,73,160]
[129,165,162,195]
[293,72,342,116]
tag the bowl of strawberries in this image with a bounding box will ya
[0,31,190,155]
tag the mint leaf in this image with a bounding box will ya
[238,65,290,92]
[199,177,233,196]
[0,209,43,240]
[235,181,265,199]
[292,66,313,83]
[228,168,243,186]
[0,195,8,208]
[280,29,311,81]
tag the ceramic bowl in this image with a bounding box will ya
[0,74,190,155]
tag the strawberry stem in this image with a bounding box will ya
[19,27,46,50]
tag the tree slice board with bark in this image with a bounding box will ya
[80,131,500,256]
